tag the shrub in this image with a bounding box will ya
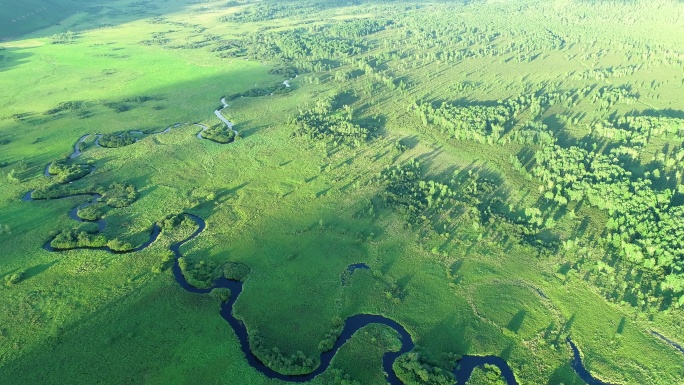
[201,124,236,143]
[6,169,20,183]
[223,262,250,281]
[48,161,91,183]
[77,204,104,221]
[98,133,135,148]
[4,271,25,286]
[102,183,138,207]
[210,288,232,303]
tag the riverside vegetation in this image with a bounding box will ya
[1,0,684,384]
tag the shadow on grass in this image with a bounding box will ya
[23,260,58,280]
[506,310,526,334]
[2,0,232,41]
[547,363,585,385]
[499,343,514,361]
[0,281,233,385]
[0,46,32,73]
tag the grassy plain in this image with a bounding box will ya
[1,0,684,384]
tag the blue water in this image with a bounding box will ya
[169,214,517,384]
[29,202,522,384]
[567,338,614,385]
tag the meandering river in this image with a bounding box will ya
[168,215,518,384]
[21,91,631,384]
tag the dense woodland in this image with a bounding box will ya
[408,87,684,309]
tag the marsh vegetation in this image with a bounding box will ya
[1,0,684,384]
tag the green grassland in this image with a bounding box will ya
[1,0,684,384]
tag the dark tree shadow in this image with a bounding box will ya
[499,343,513,361]
[616,317,626,334]
[1,0,244,41]
[23,260,58,280]
[506,310,526,333]
[637,108,684,120]
[0,46,32,73]
[547,363,585,385]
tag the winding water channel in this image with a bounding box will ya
[168,214,519,384]
[567,338,614,385]
[651,331,684,356]
[197,98,238,139]
[26,187,520,383]
[22,94,631,384]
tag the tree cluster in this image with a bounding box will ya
[249,331,317,375]
[178,257,221,289]
[223,262,251,281]
[47,160,91,184]
[77,204,105,221]
[31,184,88,200]
[101,183,138,208]
[44,101,84,115]
[219,0,360,23]
[393,351,454,385]
[321,368,361,385]
[318,317,344,352]
[210,288,232,303]
[531,140,684,308]
[591,115,684,149]
[158,213,197,231]
[465,364,506,385]
[415,101,513,144]
[201,124,236,144]
[50,31,77,44]
[290,97,372,147]
[102,102,132,113]
[414,89,575,145]
[98,133,136,148]
[320,18,390,39]
[50,228,107,250]
[589,85,638,111]
[225,82,291,100]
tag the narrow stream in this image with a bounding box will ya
[22,190,160,253]
[167,215,518,384]
[27,203,519,384]
[651,331,684,356]
[566,338,614,385]
[70,135,89,159]
[31,88,640,384]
